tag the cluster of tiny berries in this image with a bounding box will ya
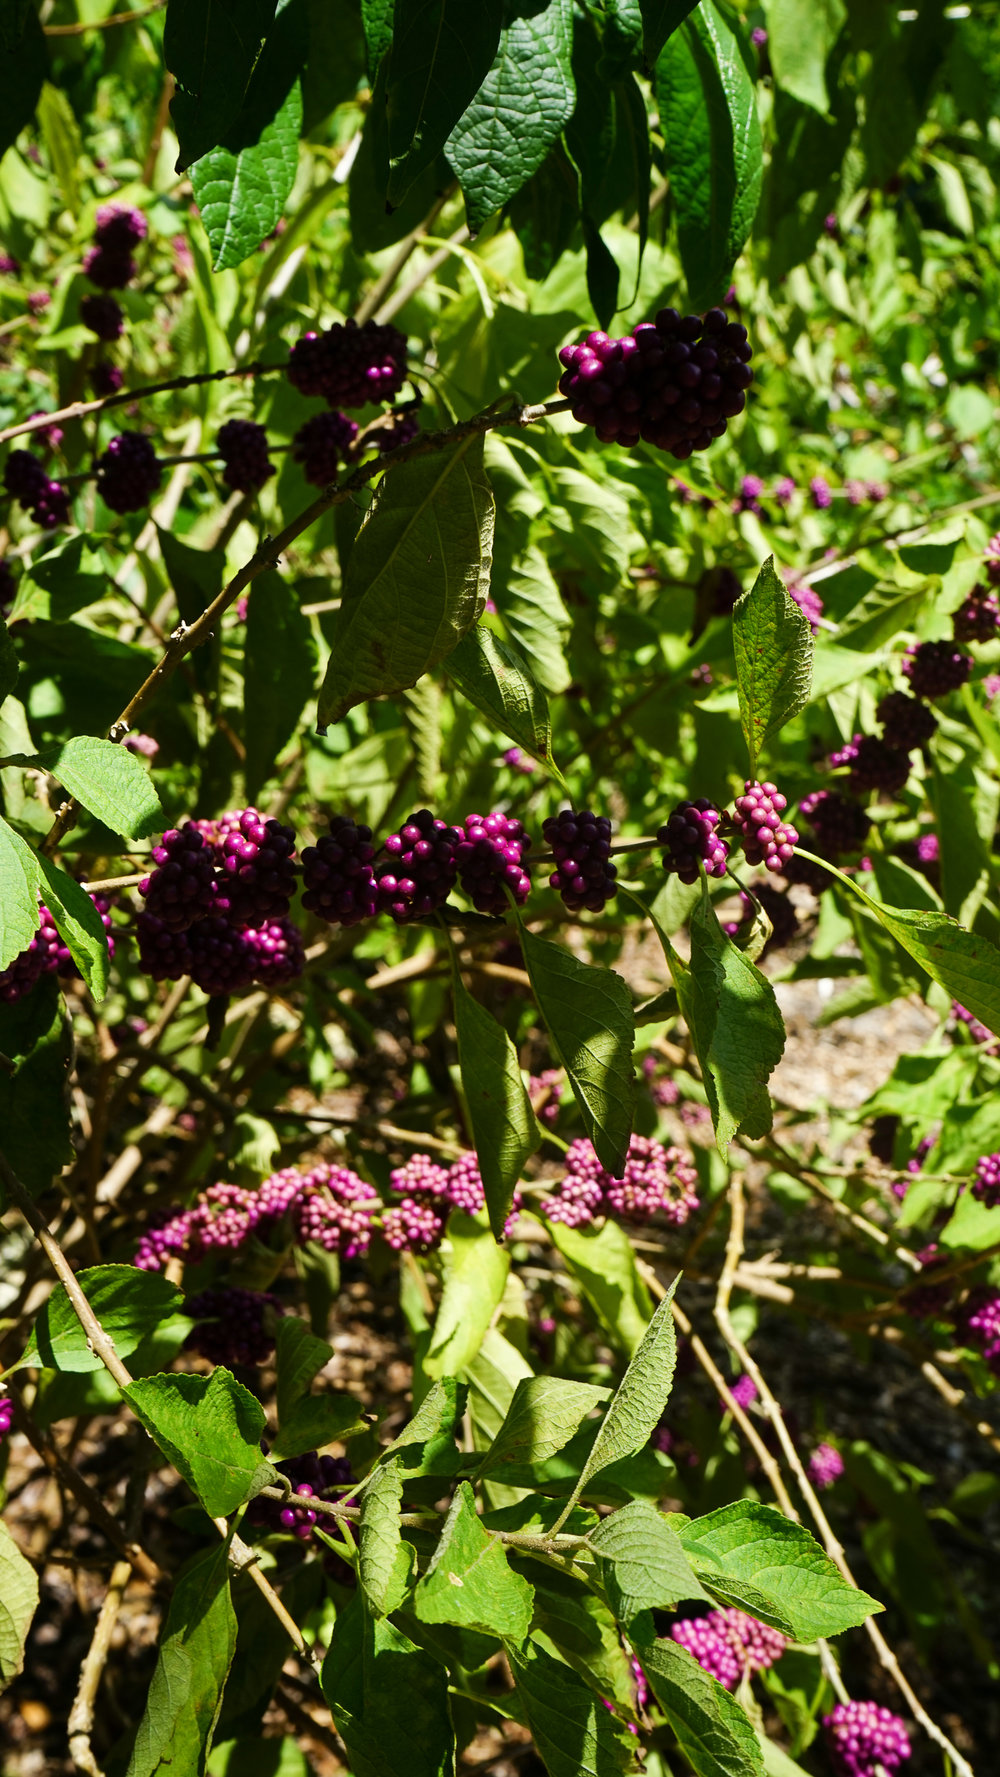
[185,1288,283,1367]
[557,308,753,459]
[3,446,71,527]
[902,639,973,700]
[545,1135,699,1229]
[96,432,162,513]
[823,1701,912,1777]
[658,782,798,885]
[0,1394,12,1442]
[727,782,798,870]
[82,204,144,388]
[0,896,113,1004]
[668,1608,787,1690]
[807,1442,845,1489]
[248,1452,354,1543]
[288,319,408,408]
[217,420,274,494]
[542,809,615,912]
[135,1162,380,1270]
[972,1151,1000,1209]
[959,1287,1000,1374]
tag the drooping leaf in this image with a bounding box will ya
[444,0,575,235]
[655,2,763,309]
[0,977,73,1201]
[0,614,17,708]
[165,0,279,170]
[422,1211,510,1381]
[681,1500,881,1640]
[763,0,846,113]
[0,1521,39,1694]
[517,925,635,1176]
[731,556,813,778]
[444,622,556,771]
[451,964,538,1241]
[19,1267,189,1376]
[560,1280,678,1518]
[634,1632,765,1777]
[274,1314,334,1423]
[682,888,786,1153]
[415,1482,533,1640]
[126,1542,237,1777]
[507,1638,636,1777]
[591,1500,709,1624]
[124,1370,274,1519]
[318,432,495,729]
[0,0,47,159]
[0,814,40,972]
[547,1217,653,1355]
[359,1457,406,1617]
[270,1394,369,1462]
[30,737,162,841]
[476,1376,610,1479]
[383,0,505,205]
[322,1597,455,1777]
[35,854,111,1002]
[640,0,700,64]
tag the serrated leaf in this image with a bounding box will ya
[640,0,700,63]
[191,78,303,272]
[318,432,495,729]
[451,965,538,1241]
[165,0,278,170]
[0,977,73,1201]
[445,621,556,771]
[422,1211,510,1381]
[0,614,17,708]
[18,1267,189,1376]
[476,1377,610,1479]
[547,1217,653,1355]
[361,0,394,71]
[126,1542,237,1777]
[763,0,846,113]
[384,0,505,205]
[731,557,813,777]
[0,1522,38,1694]
[518,1562,635,1708]
[634,1633,765,1777]
[322,1598,455,1777]
[680,1501,881,1641]
[560,1280,678,1520]
[28,737,162,841]
[517,926,635,1176]
[444,0,575,234]
[374,1377,467,1477]
[270,1393,369,1462]
[591,1500,709,1624]
[506,1638,636,1777]
[124,1369,273,1519]
[416,1482,533,1640]
[656,2,763,309]
[35,854,110,1001]
[683,888,785,1153]
[274,1313,334,1424]
[360,1457,405,1617]
[0,814,40,971]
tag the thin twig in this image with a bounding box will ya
[45,0,165,33]
[0,360,287,447]
[67,1559,132,1777]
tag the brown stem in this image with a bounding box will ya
[0,360,288,448]
[45,0,166,33]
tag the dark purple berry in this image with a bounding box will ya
[4,449,47,504]
[216,419,274,494]
[903,1244,953,1319]
[876,691,937,750]
[80,294,124,341]
[92,361,124,396]
[727,884,799,956]
[456,811,531,915]
[203,808,298,929]
[729,781,798,871]
[375,809,462,922]
[828,734,911,797]
[245,917,306,987]
[140,826,219,930]
[94,204,148,251]
[902,639,973,699]
[953,584,1000,643]
[0,907,61,1004]
[797,789,871,856]
[287,318,408,408]
[248,1452,355,1544]
[187,916,259,997]
[292,411,359,485]
[135,912,194,981]
[658,799,729,884]
[83,245,135,289]
[301,816,377,926]
[185,1288,283,1367]
[96,432,162,514]
[542,808,617,913]
[959,1286,1000,1372]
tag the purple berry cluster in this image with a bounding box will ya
[875,691,937,751]
[788,579,824,634]
[301,817,378,926]
[185,1288,283,1367]
[542,808,617,913]
[728,781,798,871]
[726,1373,758,1411]
[203,807,298,929]
[950,1001,995,1047]
[84,203,146,289]
[953,584,1000,643]
[380,1152,520,1253]
[546,1136,699,1229]
[96,433,162,514]
[0,897,113,1005]
[140,826,219,929]
[959,1287,1000,1373]
[807,1442,844,1489]
[823,1701,911,1777]
[902,640,973,700]
[292,410,359,485]
[3,449,71,527]
[828,733,911,797]
[80,294,124,341]
[797,789,871,857]
[972,1152,1000,1209]
[249,1452,355,1543]
[376,809,462,923]
[457,812,531,915]
[217,420,274,494]
[903,1245,953,1320]
[135,1161,380,1271]
[669,1608,787,1689]
[557,308,753,459]
[659,799,729,884]
[287,319,408,408]
[0,1393,11,1441]
[810,475,832,509]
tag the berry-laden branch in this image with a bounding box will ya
[38,396,572,857]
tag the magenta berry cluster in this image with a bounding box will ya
[959,1287,1000,1373]
[902,639,973,699]
[217,420,274,494]
[542,808,617,913]
[96,432,162,514]
[972,1151,1000,1209]
[202,807,298,929]
[823,1701,911,1777]
[139,826,219,929]
[80,293,124,341]
[185,1288,283,1367]
[135,1161,380,1271]
[875,691,937,751]
[729,781,798,871]
[376,809,463,922]
[456,812,532,915]
[810,475,832,509]
[84,203,146,289]
[546,1135,699,1229]
[557,307,753,459]
[788,579,824,634]
[808,1442,844,1489]
[287,318,408,407]
[669,1608,787,1690]
[0,897,112,1005]
[797,789,871,857]
[530,1069,564,1129]
[249,1452,354,1543]
[727,1373,758,1410]
[292,410,359,485]
[985,533,1000,585]
[301,817,378,926]
[3,449,71,527]
[829,733,911,797]
[951,1001,994,1046]
[0,1393,12,1441]
[658,799,729,884]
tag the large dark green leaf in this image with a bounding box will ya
[124,1370,274,1518]
[383,0,504,205]
[165,0,279,170]
[322,1598,454,1777]
[444,621,556,771]
[36,854,111,1002]
[0,0,46,159]
[507,1639,636,1777]
[559,1281,678,1520]
[20,1267,189,1375]
[317,433,495,729]
[640,0,700,63]
[591,1500,709,1624]
[0,977,73,1202]
[634,1633,765,1777]
[444,0,575,235]
[242,570,317,798]
[451,965,538,1241]
[476,1376,610,1479]
[126,1542,237,1777]
[656,2,763,309]
[30,738,162,841]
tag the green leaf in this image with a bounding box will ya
[359,1457,406,1617]
[126,1542,237,1777]
[361,0,394,71]
[444,622,556,771]
[270,1393,370,1461]
[444,0,575,235]
[0,1521,38,1694]
[322,1598,455,1777]
[318,432,495,730]
[416,1482,533,1640]
[384,0,505,205]
[10,535,109,626]
[930,748,998,925]
[564,1281,678,1514]
[591,1500,709,1624]
[0,977,73,1201]
[634,1633,765,1777]
[274,1314,334,1423]
[476,1376,610,1479]
[422,1210,510,1381]
[37,81,80,215]
[656,2,763,309]
[0,613,15,708]
[731,556,813,778]
[32,737,162,841]
[764,0,846,113]
[547,1217,653,1355]
[19,1267,189,1376]
[124,1370,273,1519]
[165,0,279,170]
[683,889,785,1153]
[680,1500,881,1640]
[517,926,635,1176]
[640,0,700,63]
[518,1563,634,1708]
[191,79,302,271]
[506,1638,636,1777]
[35,854,111,1002]
[451,964,538,1241]
[0,0,46,159]
[375,1376,467,1474]
[0,814,40,972]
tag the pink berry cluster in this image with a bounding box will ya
[668,1607,787,1690]
[381,1152,507,1253]
[807,1441,844,1489]
[823,1701,911,1777]
[545,1136,699,1229]
[303,807,534,929]
[726,1373,758,1410]
[972,1152,1000,1208]
[134,1162,380,1271]
[185,1287,283,1367]
[727,781,798,871]
[557,308,753,460]
[457,812,532,915]
[658,780,799,886]
[0,1393,12,1442]
[376,809,463,923]
[0,896,114,1005]
[958,1287,1000,1373]
[788,578,824,634]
